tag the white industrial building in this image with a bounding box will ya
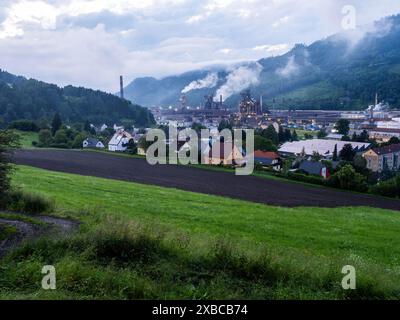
[279,139,371,159]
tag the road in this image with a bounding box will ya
[13,149,400,211]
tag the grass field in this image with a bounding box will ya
[13,131,38,148]
[1,165,400,299]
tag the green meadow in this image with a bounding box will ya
[1,165,399,299]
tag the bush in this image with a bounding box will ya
[329,164,368,192]
[286,172,327,186]
[7,190,55,214]
[8,120,39,132]
[370,175,400,198]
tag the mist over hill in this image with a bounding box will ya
[0,70,155,128]
[125,14,400,110]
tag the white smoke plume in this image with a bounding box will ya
[181,73,219,93]
[214,63,263,102]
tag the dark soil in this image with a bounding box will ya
[13,149,400,211]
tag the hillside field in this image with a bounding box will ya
[1,165,399,299]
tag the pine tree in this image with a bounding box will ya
[51,113,62,136]
[333,144,338,161]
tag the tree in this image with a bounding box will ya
[72,133,88,149]
[218,120,233,132]
[317,129,327,139]
[333,164,367,191]
[138,135,153,152]
[388,137,400,145]
[262,125,279,146]
[335,119,350,136]
[51,113,62,136]
[38,129,52,147]
[8,120,39,132]
[339,144,355,161]
[311,151,322,162]
[0,130,19,205]
[292,130,299,141]
[84,120,96,135]
[53,130,69,145]
[254,136,277,152]
[332,144,338,161]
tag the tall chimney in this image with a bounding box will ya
[220,95,223,106]
[120,75,124,99]
[375,92,378,106]
[260,95,263,113]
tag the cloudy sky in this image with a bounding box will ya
[1,0,400,92]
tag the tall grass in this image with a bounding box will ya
[1,215,398,300]
[6,190,55,214]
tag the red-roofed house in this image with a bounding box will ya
[254,151,282,171]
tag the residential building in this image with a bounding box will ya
[254,151,282,171]
[108,130,133,152]
[363,144,400,173]
[368,128,400,143]
[82,138,105,149]
[203,141,245,166]
[298,161,330,179]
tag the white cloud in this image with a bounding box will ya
[0,0,400,91]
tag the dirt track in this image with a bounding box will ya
[14,149,400,211]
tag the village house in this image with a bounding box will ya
[362,144,400,173]
[82,138,105,149]
[368,128,400,143]
[108,130,133,152]
[297,161,331,179]
[254,151,282,171]
[203,140,245,166]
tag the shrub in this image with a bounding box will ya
[330,164,368,192]
[0,130,19,206]
[8,120,39,132]
[7,190,55,214]
[370,175,400,198]
[286,172,327,186]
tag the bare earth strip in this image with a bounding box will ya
[13,149,400,211]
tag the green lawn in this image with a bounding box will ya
[13,131,38,148]
[2,165,400,299]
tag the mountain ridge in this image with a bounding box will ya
[0,69,155,128]
[124,14,400,110]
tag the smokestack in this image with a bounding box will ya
[120,75,124,99]
[260,95,263,113]
[375,92,378,106]
[220,95,223,107]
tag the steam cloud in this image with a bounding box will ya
[181,73,219,93]
[214,63,263,102]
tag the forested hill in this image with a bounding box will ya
[125,14,400,110]
[0,70,155,128]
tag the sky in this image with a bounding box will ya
[0,0,400,92]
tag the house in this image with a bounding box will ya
[362,144,400,173]
[203,140,245,166]
[108,130,133,152]
[298,161,330,179]
[279,139,371,159]
[368,128,400,143]
[82,138,105,149]
[325,133,344,141]
[254,151,282,171]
